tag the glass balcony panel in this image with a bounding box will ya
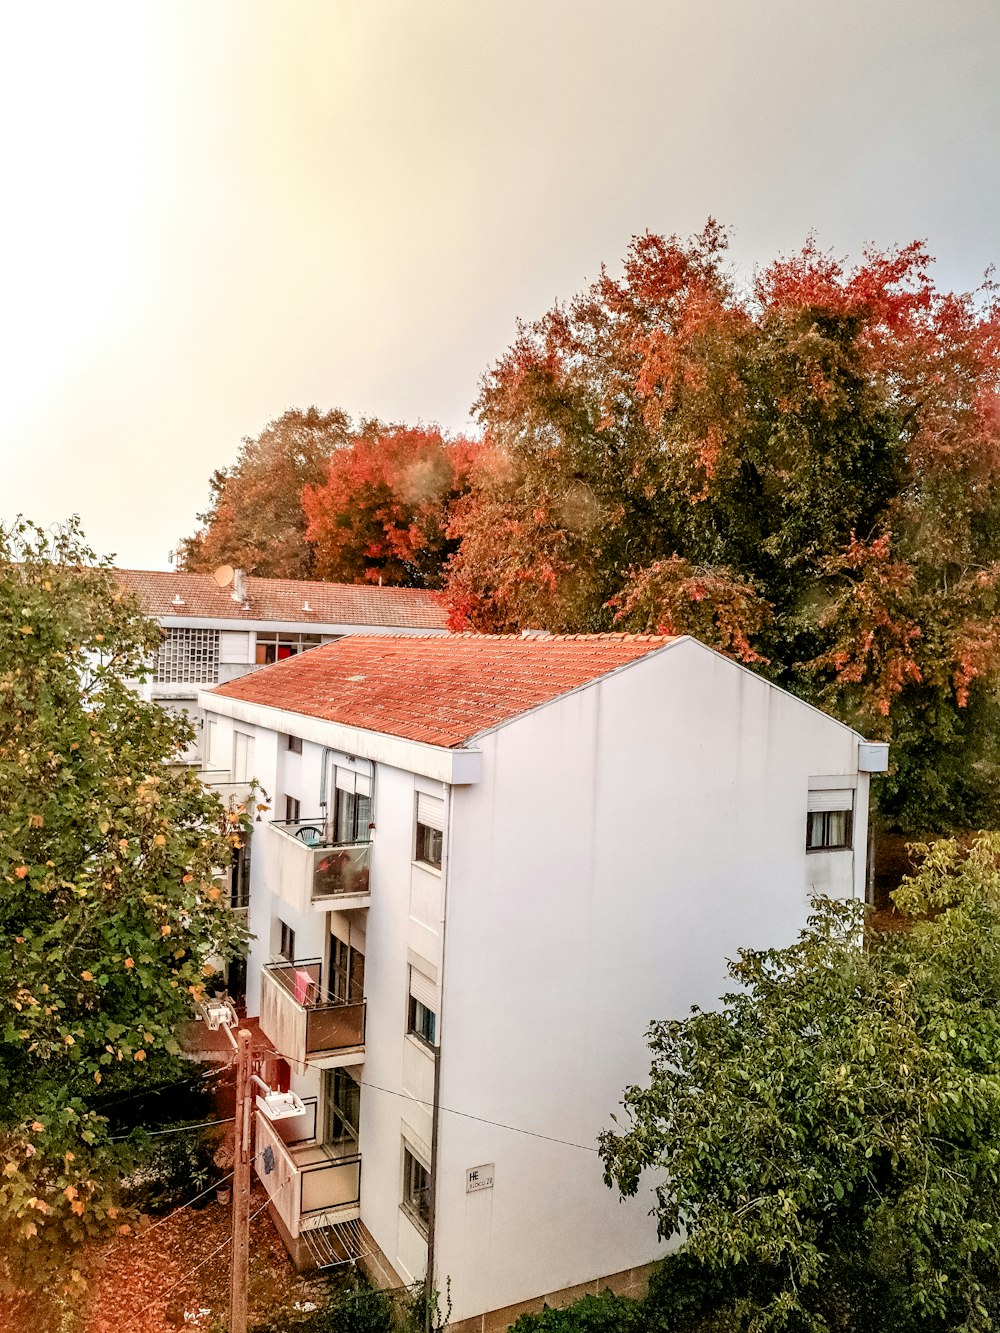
[268,819,372,909]
[306,1001,366,1055]
[300,1155,361,1215]
[260,959,366,1068]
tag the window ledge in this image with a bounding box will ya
[412,859,442,878]
[405,1031,438,1058]
[399,1202,429,1240]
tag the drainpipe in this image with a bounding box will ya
[424,782,451,1333]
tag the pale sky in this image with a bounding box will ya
[1,0,998,570]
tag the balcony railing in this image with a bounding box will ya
[255,1108,361,1238]
[259,959,366,1072]
[265,819,372,915]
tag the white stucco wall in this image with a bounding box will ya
[433,637,869,1321]
[203,636,874,1325]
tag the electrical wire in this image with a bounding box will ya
[131,1162,288,1321]
[138,1166,237,1235]
[261,1038,602,1153]
[109,1115,235,1142]
[94,1062,232,1112]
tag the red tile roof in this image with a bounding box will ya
[209,633,676,748]
[113,569,447,630]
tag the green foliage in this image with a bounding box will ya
[251,1280,418,1333]
[0,517,248,1288]
[116,1122,225,1215]
[601,835,1000,1332]
[508,1291,646,1332]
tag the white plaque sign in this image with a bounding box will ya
[466,1163,495,1193]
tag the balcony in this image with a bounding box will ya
[259,959,365,1073]
[265,818,372,915]
[255,1100,361,1239]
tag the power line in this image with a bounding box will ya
[132,1155,283,1321]
[95,1062,232,1112]
[261,1038,601,1154]
[110,1115,235,1142]
[355,1074,602,1154]
[139,1167,236,1236]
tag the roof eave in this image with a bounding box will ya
[198,689,482,785]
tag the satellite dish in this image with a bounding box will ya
[213,565,235,588]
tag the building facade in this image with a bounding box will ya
[199,632,887,1331]
[114,567,448,763]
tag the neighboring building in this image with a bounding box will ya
[114,567,448,763]
[199,632,888,1332]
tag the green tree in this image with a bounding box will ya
[0,518,247,1289]
[600,836,1000,1333]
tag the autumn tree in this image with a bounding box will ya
[303,425,482,587]
[0,519,247,1288]
[601,836,1000,1333]
[178,406,352,577]
[447,225,1000,831]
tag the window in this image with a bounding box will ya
[329,936,365,1003]
[230,840,251,909]
[335,784,372,843]
[415,823,442,868]
[154,628,220,684]
[233,731,254,782]
[325,1068,360,1146]
[415,791,444,868]
[284,795,301,823]
[279,921,295,962]
[286,734,303,754]
[408,996,437,1047]
[806,789,854,851]
[402,1147,430,1233]
[254,631,322,665]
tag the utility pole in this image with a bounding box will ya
[230,1027,253,1333]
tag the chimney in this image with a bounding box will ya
[231,568,247,604]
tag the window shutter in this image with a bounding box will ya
[807,789,854,813]
[409,966,438,1014]
[416,792,444,831]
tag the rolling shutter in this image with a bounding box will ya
[807,788,854,813]
[416,792,444,831]
[409,966,438,1014]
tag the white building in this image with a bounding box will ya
[113,567,448,764]
[199,632,887,1333]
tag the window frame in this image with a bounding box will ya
[284,794,301,823]
[806,807,853,853]
[254,631,323,665]
[286,733,303,755]
[415,821,443,869]
[408,995,438,1048]
[402,1146,431,1235]
[324,1068,360,1146]
[278,920,295,963]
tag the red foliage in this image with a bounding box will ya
[303,426,484,587]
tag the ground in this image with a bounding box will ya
[1,1184,338,1333]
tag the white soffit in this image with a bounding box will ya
[198,690,482,785]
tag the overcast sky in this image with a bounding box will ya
[1,0,998,570]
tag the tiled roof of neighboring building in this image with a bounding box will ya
[113,569,448,630]
[209,633,676,748]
